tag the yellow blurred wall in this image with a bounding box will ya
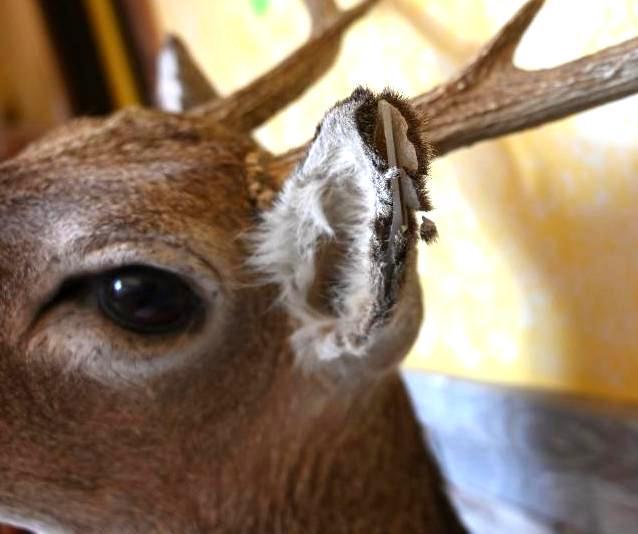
[154,0,638,403]
[0,0,69,128]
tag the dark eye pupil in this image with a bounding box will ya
[98,267,198,334]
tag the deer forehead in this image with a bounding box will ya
[0,109,262,285]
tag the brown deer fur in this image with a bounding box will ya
[0,100,465,532]
[1,0,637,532]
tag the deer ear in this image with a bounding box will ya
[250,88,434,371]
[155,35,219,112]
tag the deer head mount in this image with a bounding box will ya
[0,0,636,532]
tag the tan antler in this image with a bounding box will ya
[412,0,638,156]
[155,34,220,112]
[304,0,340,33]
[268,0,638,179]
[190,0,378,132]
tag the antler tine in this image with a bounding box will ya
[304,0,340,33]
[412,0,638,155]
[465,0,544,75]
[155,34,220,112]
[268,0,638,181]
[189,0,379,133]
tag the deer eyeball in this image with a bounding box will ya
[97,265,202,335]
[23,240,227,384]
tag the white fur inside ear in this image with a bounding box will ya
[248,153,382,363]
[248,98,394,364]
[249,94,427,367]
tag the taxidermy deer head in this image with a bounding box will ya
[0,0,636,532]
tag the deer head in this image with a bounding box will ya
[0,0,636,531]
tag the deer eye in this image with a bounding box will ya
[97,266,201,334]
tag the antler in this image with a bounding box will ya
[190,0,378,132]
[155,34,220,112]
[304,0,340,33]
[412,0,638,156]
[268,0,638,179]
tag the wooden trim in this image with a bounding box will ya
[37,0,112,115]
[113,0,162,106]
[83,0,140,107]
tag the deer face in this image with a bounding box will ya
[0,109,286,530]
[0,78,436,530]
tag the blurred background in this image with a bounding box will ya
[1,0,637,532]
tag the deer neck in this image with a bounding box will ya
[189,371,461,533]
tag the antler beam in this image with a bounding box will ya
[412,0,638,156]
[191,0,378,132]
[269,0,638,179]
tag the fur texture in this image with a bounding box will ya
[249,88,434,365]
[0,91,465,533]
